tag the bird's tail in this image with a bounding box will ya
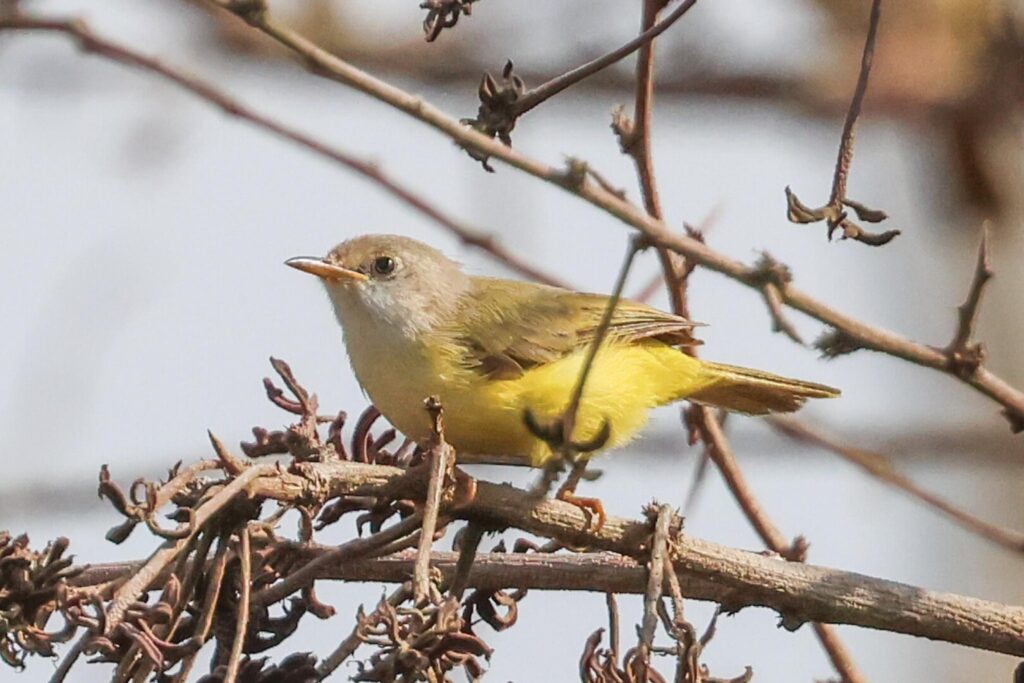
[687,360,840,415]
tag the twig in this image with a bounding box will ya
[761,282,804,345]
[831,0,883,211]
[222,527,251,683]
[606,593,621,662]
[449,523,485,600]
[48,632,87,683]
[170,535,231,683]
[560,238,643,445]
[697,409,867,682]
[638,505,674,677]
[511,0,699,118]
[0,14,565,289]
[946,226,995,379]
[103,464,272,635]
[315,584,411,680]
[767,415,1024,552]
[413,398,453,603]
[613,0,692,319]
[784,0,899,246]
[250,511,425,609]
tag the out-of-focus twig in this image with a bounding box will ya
[461,0,699,153]
[0,13,567,290]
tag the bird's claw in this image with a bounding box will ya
[556,490,606,531]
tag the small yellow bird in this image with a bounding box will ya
[287,234,839,466]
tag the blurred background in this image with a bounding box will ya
[2,0,1023,680]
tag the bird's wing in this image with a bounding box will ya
[449,277,701,380]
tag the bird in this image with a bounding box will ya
[286,234,840,469]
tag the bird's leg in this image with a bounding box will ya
[555,458,606,531]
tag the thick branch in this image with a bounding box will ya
[70,489,1024,658]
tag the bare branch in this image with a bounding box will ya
[784,0,900,247]
[0,14,566,289]
[767,416,1024,552]
[946,225,995,378]
[513,0,699,118]
[413,398,454,603]
[222,527,251,683]
[696,409,867,682]
[72,537,1024,657]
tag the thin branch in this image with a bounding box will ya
[767,415,1024,552]
[784,0,899,246]
[170,534,231,683]
[222,526,251,683]
[315,584,411,680]
[697,410,867,683]
[761,282,804,345]
[103,464,273,635]
[413,398,454,603]
[613,0,692,319]
[250,511,424,609]
[0,14,566,289]
[830,0,882,209]
[48,632,87,683]
[606,593,621,663]
[511,0,699,117]
[946,225,995,379]
[637,504,674,678]
[448,523,485,600]
[560,238,643,446]
[73,539,1024,657]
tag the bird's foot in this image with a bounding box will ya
[556,489,606,531]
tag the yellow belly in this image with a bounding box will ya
[351,336,709,466]
[449,341,707,464]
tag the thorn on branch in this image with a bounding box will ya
[945,225,993,379]
[223,0,268,26]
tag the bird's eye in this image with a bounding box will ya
[372,256,396,276]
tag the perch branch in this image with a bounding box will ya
[69,465,1024,659]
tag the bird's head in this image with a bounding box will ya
[287,234,470,338]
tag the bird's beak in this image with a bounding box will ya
[285,257,368,282]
